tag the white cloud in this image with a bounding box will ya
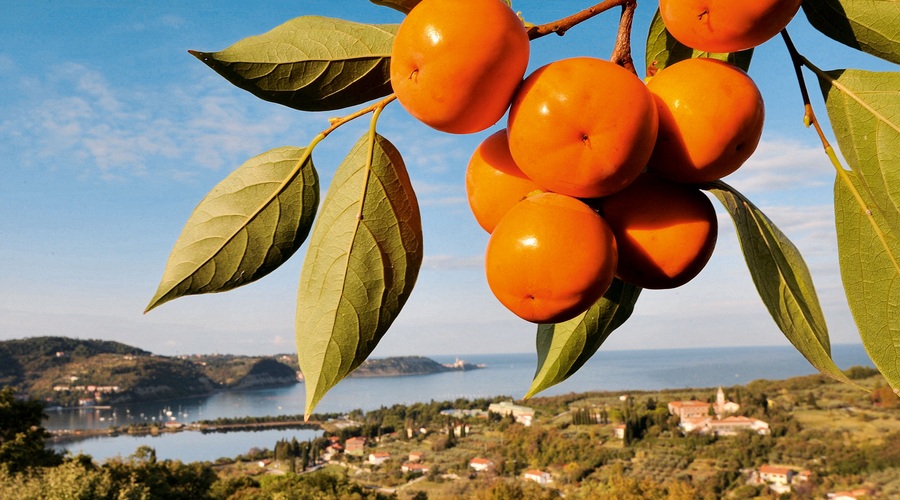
[422,254,483,270]
[159,15,187,29]
[726,137,832,194]
[3,61,316,182]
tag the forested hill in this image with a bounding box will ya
[0,336,299,406]
[349,355,480,377]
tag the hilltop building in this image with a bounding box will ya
[488,401,534,426]
[669,388,766,436]
[667,400,712,420]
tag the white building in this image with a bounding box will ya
[368,452,390,465]
[469,457,494,472]
[524,470,551,486]
[488,401,534,426]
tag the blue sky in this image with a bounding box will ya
[0,1,892,358]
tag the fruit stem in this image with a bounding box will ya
[527,0,631,40]
[611,1,637,74]
[780,29,900,277]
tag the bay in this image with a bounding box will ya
[48,344,874,463]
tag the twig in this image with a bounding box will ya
[527,0,629,40]
[322,94,397,139]
[611,1,637,74]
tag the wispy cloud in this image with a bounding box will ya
[422,254,483,270]
[118,14,188,33]
[2,60,314,182]
[726,137,832,194]
[411,179,467,207]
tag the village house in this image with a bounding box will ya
[368,452,390,465]
[344,436,367,456]
[707,416,770,436]
[488,401,534,426]
[469,457,494,472]
[408,451,425,463]
[827,488,874,500]
[757,464,794,485]
[679,415,769,435]
[401,462,429,475]
[322,442,343,461]
[668,387,741,421]
[756,464,797,495]
[667,400,712,420]
[613,424,626,439]
[439,408,488,418]
[523,470,551,486]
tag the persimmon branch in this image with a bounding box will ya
[527,0,630,40]
[323,94,397,138]
[611,1,637,74]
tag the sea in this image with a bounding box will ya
[47,344,874,464]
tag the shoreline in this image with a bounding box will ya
[49,418,324,446]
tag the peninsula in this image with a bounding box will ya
[0,337,483,406]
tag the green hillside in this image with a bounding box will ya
[0,337,298,406]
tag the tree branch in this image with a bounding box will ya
[527,0,629,40]
[611,1,637,74]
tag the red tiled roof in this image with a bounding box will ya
[759,465,792,475]
[668,400,710,408]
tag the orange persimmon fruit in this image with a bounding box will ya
[465,130,543,233]
[645,58,764,184]
[659,0,802,53]
[598,174,718,290]
[507,57,658,198]
[485,192,618,324]
[390,0,530,134]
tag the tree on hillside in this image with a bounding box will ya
[0,387,63,473]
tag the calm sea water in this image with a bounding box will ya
[49,344,873,463]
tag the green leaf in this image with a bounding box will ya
[818,70,900,234]
[526,279,641,399]
[835,178,900,392]
[190,17,398,112]
[820,68,900,390]
[802,0,900,65]
[645,9,752,77]
[146,147,319,312]
[709,182,855,386]
[369,0,421,14]
[296,132,422,417]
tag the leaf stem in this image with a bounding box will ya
[321,94,397,139]
[527,0,630,40]
[356,100,390,220]
[780,29,900,277]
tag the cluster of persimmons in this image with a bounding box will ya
[390,0,801,324]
